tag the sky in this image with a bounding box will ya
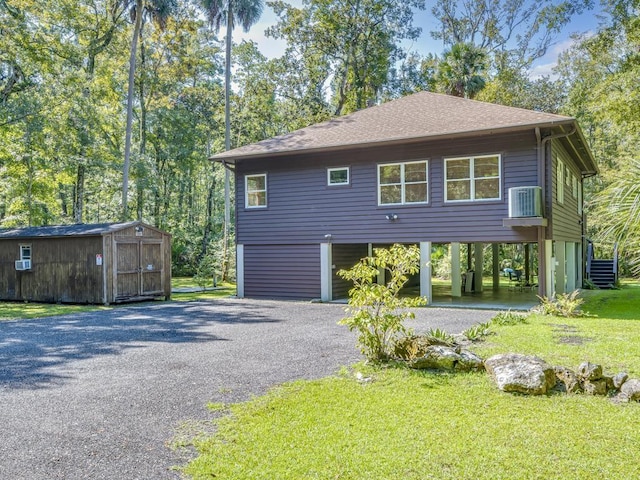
[233,1,608,79]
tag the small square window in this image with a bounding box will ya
[327,167,349,186]
[20,244,31,261]
[245,174,267,208]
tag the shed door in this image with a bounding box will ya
[115,239,163,299]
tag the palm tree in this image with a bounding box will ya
[436,42,488,99]
[122,0,175,221]
[200,0,264,279]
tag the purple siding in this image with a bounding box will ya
[236,131,541,247]
[550,140,583,242]
[243,244,320,299]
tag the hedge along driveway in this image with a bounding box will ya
[0,299,493,479]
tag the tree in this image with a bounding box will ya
[435,42,488,98]
[122,0,176,221]
[338,244,427,362]
[267,0,425,116]
[200,0,264,280]
[430,0,593,70]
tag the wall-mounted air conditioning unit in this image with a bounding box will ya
[508,186,543,218]
[15,259,31,271]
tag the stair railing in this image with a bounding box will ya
[613,242,619,284]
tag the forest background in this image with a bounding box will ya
[1,0,638,279]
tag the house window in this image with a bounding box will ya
[572,174,578,198]
[327,167,349,186]
[378,160,428,205]
[245,174,267,208]
[20,244,31,261]
[444,155,501,202]
[557,159,564,204]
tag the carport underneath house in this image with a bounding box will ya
[238,240,581,308]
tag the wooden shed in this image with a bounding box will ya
[0,221,171,304]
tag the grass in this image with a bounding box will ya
[0,276,236,320]
[184,282,640,480]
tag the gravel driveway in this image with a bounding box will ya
[0,299,495,479]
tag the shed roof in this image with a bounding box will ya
[0,221,145,239]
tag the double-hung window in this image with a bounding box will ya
[20,244,31,261]
[378,160,428,205]
[557,159,564,204]
[245,174,267,208]
[444,155,501,202]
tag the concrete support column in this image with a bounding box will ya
[544,239,554,298]
[474,242,484,293]
[236,244,245,298]
[492,243,500,291]
[555,240,566,295]
[451,242,461,297]
[420,242,432,302]
[577,242,584,289]
[320,243,332,302]
[566,242,577,292]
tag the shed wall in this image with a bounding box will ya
[0,237,104,303]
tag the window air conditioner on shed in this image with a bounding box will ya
[508,186,543,218]
[15,259,31,270]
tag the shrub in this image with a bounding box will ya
[532,290,588,318]
[338,244,427,362]
[491,310,528,326]
[462,321,493,341]
[425,327,455,345]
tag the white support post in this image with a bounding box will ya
[236,244,244,298]
[451,242,461,297]
[555,240,566,295]
[577,242,584,289]
[474,242,484,293]
[545,240,554,298]
[420,242,432,303]
[320,243,332,302]
[492,243,500,291]
[566,242,577,292]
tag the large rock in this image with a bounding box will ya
[577,362,603,381]
[613,372,629,390]
[554,366,581,393]
[582,378,608,396]
[408,345,482,371]
[485,353,556,395]
[619,379,640,402]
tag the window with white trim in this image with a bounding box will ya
[557,159,564,204]
[245,174,267,208]
[444,155,501,202]
[20,244,31,261]
[572,173,578,197]
[378,160,428,205]
[327,167,349,186]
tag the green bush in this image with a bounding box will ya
[532,290,589,318]
[338,244,427,362]
[491,310,528,326]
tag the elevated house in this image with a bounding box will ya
[212,92,598,302]
[0,221,171,304]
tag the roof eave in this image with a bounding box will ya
[210,119,578,164]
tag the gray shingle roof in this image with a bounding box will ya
[212,91,576,161]
[0,222,141,239]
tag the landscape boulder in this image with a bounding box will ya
[554,366,582,393]
[484,353,556,395]
[619,379,640,402]
[577,362,603,381]
[613,372,629,390]
[408,345,483,371]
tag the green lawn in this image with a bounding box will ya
[184,282,640,480]
[0,277,236,320]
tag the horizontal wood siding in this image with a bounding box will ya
[244,244,320,299]
[331,243,369,299]
[236,131,541,246]
[551,140,583,242]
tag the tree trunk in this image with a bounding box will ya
[137,31,147,222]
[222,2,233,281]
[122,0,143,221]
